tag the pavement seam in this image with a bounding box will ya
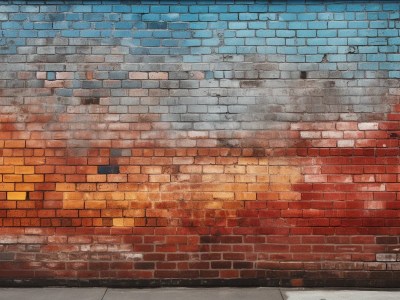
[100,288,108,300]
[278,288,285,300]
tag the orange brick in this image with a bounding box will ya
[56,183,76,192]
[141,166,162,174]
[107,174,128,183]
[85,200,106,209]
[149,175,170,183]
[0,183,14,191]
[0,166,14,173]
[15,166,35,174]
[129,72,148,80]
[3,174,23,182]
[87,175,107,182]
[4,140,25,148]
[203,165,224,174]
[247,166,269,174]
[235,192,257,201]
[63,200,84,209]
[24,174,44,182]
[4,157,24,165]
[15,183,35,191]
[7,192,26,201]
[149,72,168,80]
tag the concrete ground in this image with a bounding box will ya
[0,287,400,300]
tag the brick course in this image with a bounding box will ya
[0,0,400,287]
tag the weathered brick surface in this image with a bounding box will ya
[1,0,400,287]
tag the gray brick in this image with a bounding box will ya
[121,81,141,88]
[180,80,199,89]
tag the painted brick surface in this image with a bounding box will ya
[1,0,400,287]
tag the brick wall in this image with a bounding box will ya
[1,0,400,287]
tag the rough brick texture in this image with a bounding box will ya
[1,0,400,287]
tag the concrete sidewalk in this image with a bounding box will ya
[0,287,400,300]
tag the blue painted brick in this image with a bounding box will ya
[286,38,305,46]
[307,5,325,13]
[338,29,357,37]
[147,22,167,29]
[318,12,334,21]
[113,5,131,13]
[72,5,92,13]
[347,4,365,12]
[95,22,113,30]
[93,5,112,13]
[306,55,324,63]
[182,39,201,47]
[229,22,247,30]
[114,30,132,38]
[189,22,206,30]
[191,47,211,55]
[287,55,305,63]
[66,13,81,21]
[237,46,256,54]
[248,22,267,29]
[189,6,208,13]
[388,37,400,45]
[249,5,268,13]
[220,13,239,21]
[256,46,276,54]
[3,22,22,30]
[318,46,337,53]
[357,46,377,53]
[344,12,356,21]
[309,22,327,30]
[269,5,286,13]
[61,30,79,37]
[84,14,104,22]
[287,5,306,13]
[370,21,388,29]
[150,5,169,13]
[193,30,212,38]
[317,29,338,38]
[259,13,277,21]
[389,71,400,78]
[209,5,228,13]
[298,13,317,21]
[239,13,258,21]
[236,30,255,38]
[308,38,327,46]
[328,21,348,29]
[245,37,265,46]
[132,6,150,13]
[379,29,399,37]
[22,23,34,30]
[225,38,244,46]
[379,46,398,53]
[152,31,172,38]
[199,14,218,22]
[256,30,276,38]
[209,21,228,30]
[170,6,188,13]
[279,13,297,21]
[298,46,318,55]
[47,72,56,81]
[266,38,285,46]
[181,14,199,22]
[327,4,346,12]
[387,53,400,61]
[366,4,381,11]
[172,31,191,39]
[276,30,296,38]
[162,40,179,47]
[161,13,180,22]
[379,62,395,70]
[359,29,377,37]
[297,30,316,38]
[202,38,220,46]
[288,22,308,30]
[19,30,37,38]
[142,14,161,22]
[367,54,387,61]
[269,22,286,30]
[183,55,202,63]
[369,38,388,46]
[347,38,368,46]
[229,5,248,13]
[80,30,101,38]
[11,14,28,21]
[142,39,160,47]
[53,21,69,30]
[219,46,237,54]
[72,22,90,30]
[278,47,297,55]
[359,62,379,70]
[349,21,369,29]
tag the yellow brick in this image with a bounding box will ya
[212,192,234,200]
[24,175,44,182]
[7,192,26,201]
[113,218,124,227]
[15,183,35,191]
[3,174,23,182]
[15,166,35,174]
[123,218,135,226]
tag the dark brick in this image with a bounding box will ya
[98,165,120,174]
